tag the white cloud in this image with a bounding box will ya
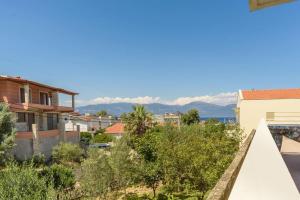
[88,96,161,105]
[168,92,237,106]
[74,92,237,106]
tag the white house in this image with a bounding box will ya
[237,88,300,136]
[63,113,101,132]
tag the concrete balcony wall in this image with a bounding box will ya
[14,135,33,161]
[39,130,60,159]
[65,131,80,144]
[14,125,80,161]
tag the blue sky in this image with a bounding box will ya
[0,0,300,105]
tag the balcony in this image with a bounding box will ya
[16,129,60,139]
[9,102,74,113]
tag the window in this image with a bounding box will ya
[40,92,49,105]
[47,113,58,130]
[20,88,25,103]
[27,113,35,131]
[17,112,26,123]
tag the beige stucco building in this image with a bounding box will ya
[237,88,300,135]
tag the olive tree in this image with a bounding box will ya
[0,103,15,165]
[181,109,200,125]
[0,163,55,200]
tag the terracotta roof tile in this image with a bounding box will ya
[242,88,300,100]
[105,123,125,134]
[0,75,78,95]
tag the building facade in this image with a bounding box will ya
[65,114,101,132]
[0,75,79,160]
[237,88,300,136]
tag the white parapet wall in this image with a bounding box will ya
[229,119,300,200]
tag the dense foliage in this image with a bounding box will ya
[158,124,241,199]
[41,164,75,191]
[181,109,200,125]
[0,103,15,165]
[97,110,108,117]
[80,149,113,198]
[78,106,241,199]
[122,105,153,136]
[78,122,241,199]
[93,133,114,143]
[52,143,85,165]
[80,132,93,144]
[0,163,55,200]
[0,105,241,200]
[80,138,139,199]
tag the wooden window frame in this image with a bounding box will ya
[17,112,26,123]
[39,91,49,105]
[19,87,25,103]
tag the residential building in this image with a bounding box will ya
[0,75,79,160]
[153,113,181,126]
[237,88,300,136]
[71,114,101,132]
[63,113,118,133]
[99,115,118,129]
[105,122,125,139]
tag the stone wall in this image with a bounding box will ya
[14,138,33,160]
[39,135,60,159]
[14,126,80,161]
[65,131,80,144]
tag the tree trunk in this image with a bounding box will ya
[152,185,156,197]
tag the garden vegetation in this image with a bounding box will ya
[0,103,242,200]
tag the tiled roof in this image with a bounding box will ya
[242,88,300,100]
[0,75,78,95]
[105,123,125,134]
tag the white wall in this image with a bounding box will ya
[229,119,300,200]
[238,99,300,135]
[75,121,88,132]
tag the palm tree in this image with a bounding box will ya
[123,105,153,136]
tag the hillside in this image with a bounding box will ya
[77,102,236,117]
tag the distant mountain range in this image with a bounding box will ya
[77,102,236,117]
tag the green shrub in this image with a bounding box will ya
[31,153,46,167]
[156,193,168,200]
[0,103,15,166]
[93,133,113,143]
[0,163,55,200]
[52,143,84,164]
[95,128,105,135]
[80,132,93,145]
[123,193,139,200]
[41,164,75,191]
[80,153,113,198]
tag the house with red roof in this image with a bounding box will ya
[105,122,125,138]
[237,88,300,135]
[0,75,79,160]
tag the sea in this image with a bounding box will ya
[200,117,236,123]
